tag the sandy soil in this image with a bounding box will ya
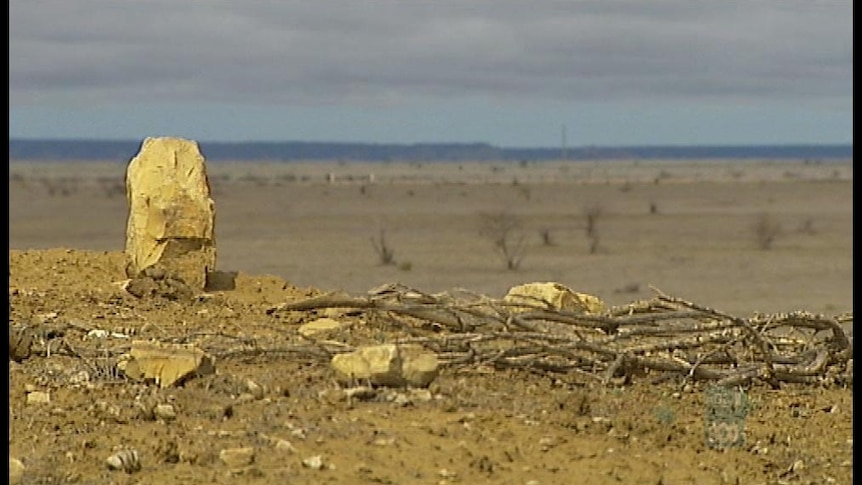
[7,159,854,484]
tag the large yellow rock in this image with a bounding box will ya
[124,137,216,291]
[503,282,605,315]
[122,340,215,388]
[331,344,439,388]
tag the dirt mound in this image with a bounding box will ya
[8,249,853,484]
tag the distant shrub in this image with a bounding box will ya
[479,211,527,270]
[583,203,604,254]
[371,229,396,265]
[539,228,555,246]
[753,213,782,250]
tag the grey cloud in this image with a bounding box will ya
[10,0,852,107]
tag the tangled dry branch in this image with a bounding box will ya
[268,284,853,388]
[17,284,851,389]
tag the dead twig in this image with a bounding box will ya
[267,284,852,388]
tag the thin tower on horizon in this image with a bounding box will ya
[561,124,568,161]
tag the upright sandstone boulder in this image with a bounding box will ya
[124,137,216,291]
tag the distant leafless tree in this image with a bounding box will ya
[753,213,782,250]
[584,203,603,238]
[371,229,396,265]
[583,203,604,254]
[479,211,528,270]
[539,227,555,246]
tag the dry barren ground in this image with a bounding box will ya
[8,159,854,315]
[7,249,854,485]
[7,159,854,484]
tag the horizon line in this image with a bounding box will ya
[8,137,853,150]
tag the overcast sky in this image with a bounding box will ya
[9,1,853,147]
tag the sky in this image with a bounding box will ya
[8,1,853,147]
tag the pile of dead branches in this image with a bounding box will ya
[269,284,853,388]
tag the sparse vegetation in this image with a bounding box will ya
[479,211,528,270]
[512,179,531,200]
[797,218,817,235]
[397,261,413,272]
[97,177,125,199]
[753,213,782,250]
[539,227,555,246]
[583,203,604,254]
[370,228,396,265]
[40,177,81,197]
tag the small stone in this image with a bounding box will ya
[408,389,434,402]
[344,386,377,401]
[503,282,604,314]
[298,318,344,338]
[106,449,141,473]
[274,440,297,453]
[331,344,439,388]
[392,393,412,406]
[399,345,439,388]
[69,370,91,384]
[9,457,25,485]
[539,437,556,451]
[123,340,215,388]
[219,447,255,468]
[26,391,50,405]
[331,344,400,386]
[245,379,265,400]
[302,455,324,470]
[153,404,177,421]
[372,437,396,446]
[438,468,457,479]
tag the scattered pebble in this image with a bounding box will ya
[438,468,457,479]
[106,449,141,473]
[9,457,25,484]
[68,370,91,384]
[302,455,325,470]
[274,439,297,453]
[26,391,50,405]
[344,386,377,401]
[219,447,255,468]
[372,437,396,446]
[245,379,265,400]
[153,404,177,421]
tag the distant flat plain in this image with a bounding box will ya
[8,158,853,317]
